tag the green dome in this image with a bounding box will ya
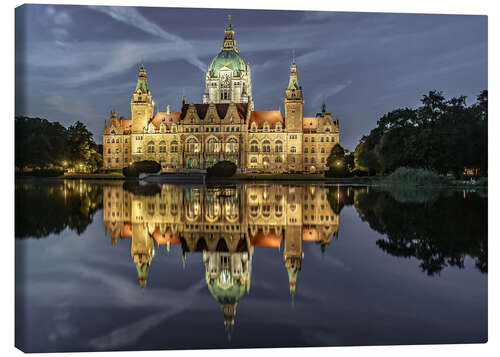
[208,50,246,77]
[207,278,246,304]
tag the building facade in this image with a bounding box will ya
[103,17,340,173]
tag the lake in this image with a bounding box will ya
[15,179,487,352]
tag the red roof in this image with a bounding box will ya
[249,110,284,129]
[302,117,317,131]
[249,228,283,248]
[150,111,181,129]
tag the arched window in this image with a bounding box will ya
[147,141,155,153]
[304,148,308,153]
[326,137,330,142]
[171,141,178,153]
[304,157,308,163]
[137,146,142,153]
[125,148,128,154]
[111,138,115,143]
[250,157,257,163]
[106,138,110,144]
[207,137,219,153]
[226,138,238,153]
[311,157,315,163]
[311,147,315,153]
[117,138,120,144]
[262,140,271,152]
[187,138,199,153]
[250,140,259,153]
[275,140,283,152]
[321,147,325,153]
[115,148,120,154]
[107,148,111,154]
[275,156,282,163]
[159,141,167,153]
[291,146,296,153]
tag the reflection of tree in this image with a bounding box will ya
[325,185,355,215]
[354,189,487,275]
[15,180,103,238]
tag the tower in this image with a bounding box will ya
[284,58,303,131]
[284,57,304,171]
[131,64,154,134]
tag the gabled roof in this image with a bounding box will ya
[179,103,248,121]
[150,111,181,129]
[249,110,284,129]
[302,117,317,131]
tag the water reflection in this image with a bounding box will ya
[15,181,487,349]
[103,184,349,338]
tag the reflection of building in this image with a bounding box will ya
[103,17,340,173]
[103,184,342,335]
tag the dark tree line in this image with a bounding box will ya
[15,116,102,172]
[354,90,487,177]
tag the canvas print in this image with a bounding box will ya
[15,4,487,353]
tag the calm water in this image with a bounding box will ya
[15,180,487,352]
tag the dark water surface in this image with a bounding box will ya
[15,180,487,352]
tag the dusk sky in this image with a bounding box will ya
[15,4,487,150]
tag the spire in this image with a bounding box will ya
[226,14,233,31]
[135,262,150,288]
[166,104,171,114]
[322,103,326,115]
[134,64,149,94]
[221,14,238,52]
[292,49,296,65]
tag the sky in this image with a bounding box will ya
[15,4,487,150]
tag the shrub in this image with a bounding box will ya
[383,167,442,186]
[207,161,237,177]
[123,160,161,177]
[31,168,65,177]
[351,169,369,177]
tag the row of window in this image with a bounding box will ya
[107,148,129,154]
[304,147,327,154]
[304,136,334,143]
[106,137,129,144]
[304,157,326,164]
[182,126,240,133]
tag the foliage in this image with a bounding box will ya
[354,90,488,177]
[31,169,65,177]
[122,160,161,177]
[15,117,102,172]
[207,160,237,177]
[325,143,350,177]
[381,167,443,186]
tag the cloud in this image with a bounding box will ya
[46,5,72,26]
[311,81,352,108]
[88,6,206,73]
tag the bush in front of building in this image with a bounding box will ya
[207,161,237,178]
[31,168,65,177]
[122,160,161,177]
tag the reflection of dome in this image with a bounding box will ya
[208,50,247,77]
[207,278,246,304]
